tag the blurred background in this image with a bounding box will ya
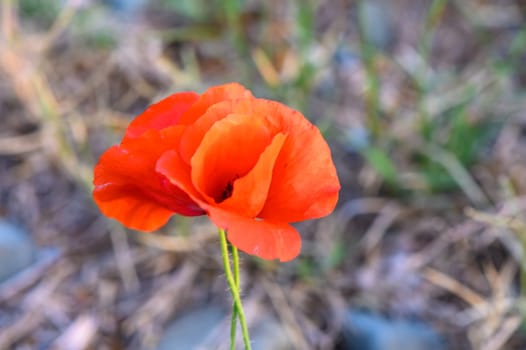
[0,0,525,349]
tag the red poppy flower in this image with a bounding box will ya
[93,83,340,261]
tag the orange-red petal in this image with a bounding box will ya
[93,186,174,231]
[125,92,199,139]
[156,149,204,204]
[190,113,274,205]
[207,207,301,262]
[225,99,340,222]
[178,100,237,165]
[156,152,301,261]
[177,83,252,126]
[260,123,340,222]
[219,132,287,217]
[93,128,204,231]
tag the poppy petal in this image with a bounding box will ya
[94,188,174,231]
[226,99,340,222]
[177,83,252,125]
[207,207,301,262]
[178,100,237,165]
[125,92,199,139]
[93,128,204,231]
[219,132,287,217]
[156,148,204,204]
[156,155,302,261]
[190,113,274,205]
[260,123,340,222]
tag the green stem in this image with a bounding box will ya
[219,228,252,350]
[230,244,240,350]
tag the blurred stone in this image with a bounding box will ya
[157,307,293,350]
[252,317,293,350]
[102,0,146,16]
[342,310,445,350]
[358,1,396,52]
[333,48,361,71]
[344,126,370,151]
[0,219,35,282]
[156,306,224,350]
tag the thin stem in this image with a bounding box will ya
[232,245,240,287]
[219,228,252,350]
[229,244,240,350]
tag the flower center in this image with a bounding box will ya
[216,181,233,203]
[214,175,239,203]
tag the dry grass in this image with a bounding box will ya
[1,0,526,349]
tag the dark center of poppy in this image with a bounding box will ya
[214,175,239,203]
[216,181,233,203]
